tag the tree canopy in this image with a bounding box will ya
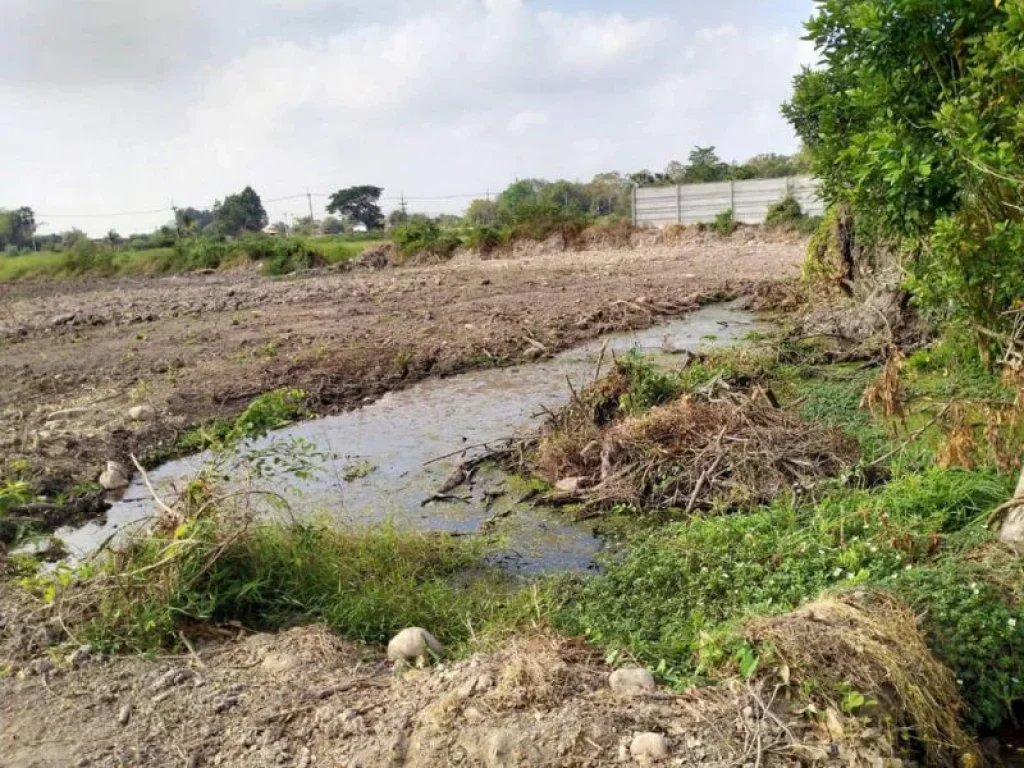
[212,187,268,235]
[326,186,385,229]
[0,207,36,251]
[784,0,1023,332]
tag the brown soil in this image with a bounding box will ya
[0,230,804,525]
[0,616,898,768]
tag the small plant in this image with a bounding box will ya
[764,195,805,229]
[712,208,737,237]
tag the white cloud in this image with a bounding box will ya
[0,1,813,235]
[507,111,550,134]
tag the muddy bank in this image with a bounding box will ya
[61,305,766,571]
[0,235,804,534]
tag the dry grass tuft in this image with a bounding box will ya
[938,403,978,470]
[747,590,974,767]
[486,633,598,710]
[536,387,857,511]
[861,349,906,422]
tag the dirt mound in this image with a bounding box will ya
[0,624,903,767]
[535,386,858,511]
[349,242,398,269]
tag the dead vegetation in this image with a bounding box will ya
[747,590,975,767]
[530,363,858,514]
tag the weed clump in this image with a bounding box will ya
[713,208,737,237]
[532,355,856,512]
[177,389,310,453]
[53,496,522,654]
[747,590,974,765]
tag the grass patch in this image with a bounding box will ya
[176,389,311,454]
[0,236,385,282]
[67,513,529,654]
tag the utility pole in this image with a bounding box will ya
[400,192,407,218]
[306,189,315,226]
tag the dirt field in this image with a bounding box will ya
[0,616,887,768]
[0,230,804,522]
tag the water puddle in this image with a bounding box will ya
[59,304,767,572]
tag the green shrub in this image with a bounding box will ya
[887,553,1024,730]
[393,220,461,258]
[557,466,1010,695]
[764,195,804,229]
[615,352,684,414]
[712,208,737,237]
[464,224,509,254]
[64,239,114,276]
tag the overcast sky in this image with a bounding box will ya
[0,0,817,235]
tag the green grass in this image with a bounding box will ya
[73,516,532,654]
[0,236,389,282]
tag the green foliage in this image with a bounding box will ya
[393,219,461,258]
[63,237,114,276]
[784,0,1023,331]
[615,352,684,414]
[212,186,268,236]
[0,207,36,251]
[764,196,804,229]
[177,389,310,453]
[557,466,1011,700]
[887,553,1024,730]
[77,517,521,654]
[326,185,385,230]
[712,208,737,237]
[463,224,509,254]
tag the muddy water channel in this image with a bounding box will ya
[61,305,766,572]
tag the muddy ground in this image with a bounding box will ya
[0,229,804,517]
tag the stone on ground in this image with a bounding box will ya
[387,627,444,666]
[630,732,668,763]
[98,461,129,491]
[609,668,656,695]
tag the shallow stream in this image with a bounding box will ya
[60,304,766,571]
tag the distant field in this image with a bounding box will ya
[0,236,389,282]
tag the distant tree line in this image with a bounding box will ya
[0,148,807,255]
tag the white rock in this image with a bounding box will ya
[630,733,669,763]
[609,668,656,695]
[555,477,586,494]
[98,461,129,491]
[128,405,156,422]
[387,627,444,666]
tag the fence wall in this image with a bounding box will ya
[633,176,824,227]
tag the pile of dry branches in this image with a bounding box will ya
[534,383,858,512]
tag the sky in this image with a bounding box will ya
[0,0,818,236]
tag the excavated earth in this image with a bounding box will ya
[0,230,804,517]
[0,231,927,767]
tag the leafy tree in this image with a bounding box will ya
[465,198,499,225]
[783,0,1018,334]
[326,186,384,230]
[106,230,123,247]
[212,187,268,236]
[387,209,409,228]
[0,207,36,251]
[174,207,214,234]
[682,146,730,184]
[321,215,346,235]
[290,216,317,237]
